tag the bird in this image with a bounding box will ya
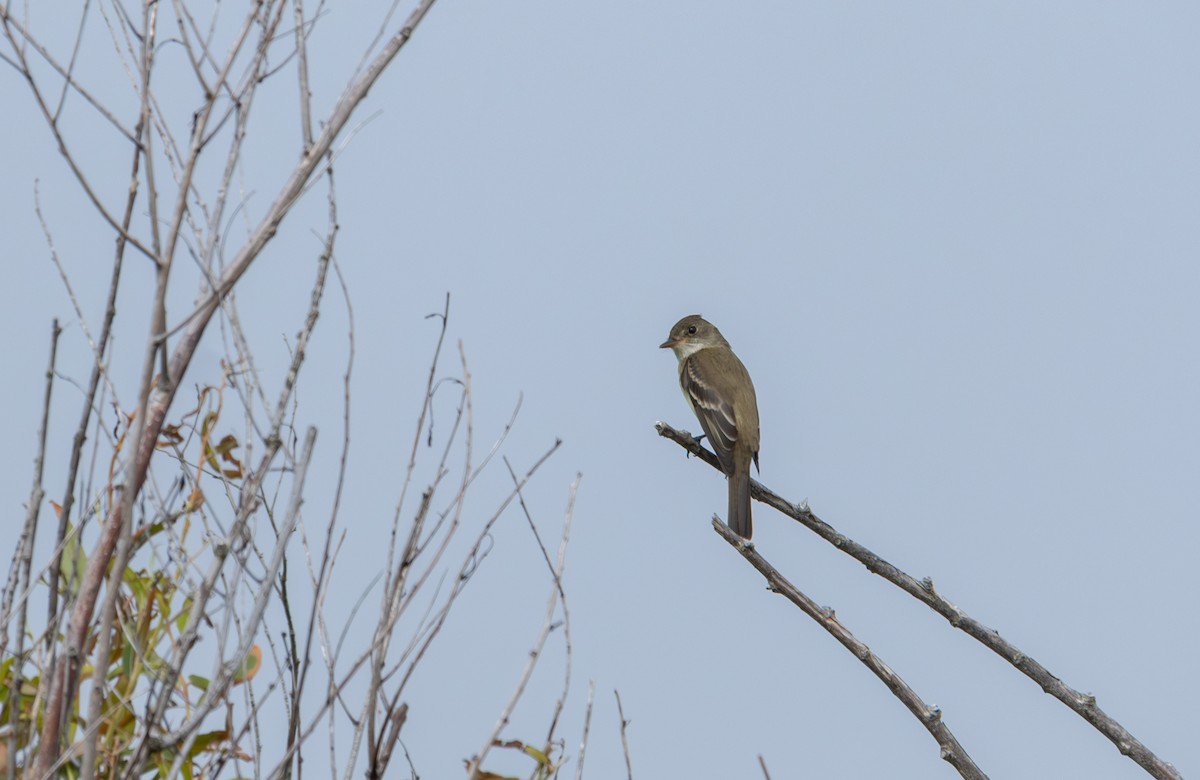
[660,314,760,539]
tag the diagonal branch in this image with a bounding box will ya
[712,518,987,780]
[656,421,1182,780]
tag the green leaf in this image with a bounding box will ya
[524,744,550,765]
[61,522,87,596]
[122,636,135,677]
[190,730,229,756]
[176,596,194,634]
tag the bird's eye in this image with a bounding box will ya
[687,325,697,335]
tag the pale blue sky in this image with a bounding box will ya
[3,2,1197,778]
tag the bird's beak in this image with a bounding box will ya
[659,337,680,349]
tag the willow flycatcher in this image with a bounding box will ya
[660,315,761,539]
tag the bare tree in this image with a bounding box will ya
[0,4,580,779]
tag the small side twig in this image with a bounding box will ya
[574,680,595,780]
[614,690,633,780]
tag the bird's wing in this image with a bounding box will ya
[681,354,739,474]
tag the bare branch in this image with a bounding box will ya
[5,2,594,778]
[0,6,154,260]
[712,518,987,780]
[0,6,137,140]
[573,680,596,780]
[77,463,135,780]
[292,0,314,146]
[657,421,1183,780]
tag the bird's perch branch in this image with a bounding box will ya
[656,421,1181,780]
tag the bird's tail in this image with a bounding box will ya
[728,449,753,539]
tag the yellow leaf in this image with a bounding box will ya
[185,487,206,511]
[233,645,262,684]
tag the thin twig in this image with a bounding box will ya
[614,690,633,780]
[292,0,314,146]
[573,680,596,780]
